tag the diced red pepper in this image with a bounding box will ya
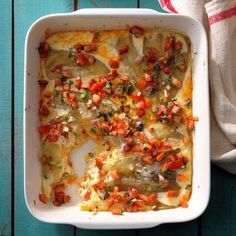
[92,94,101,104]
[84,191,91,201]
[143,97,152,108]
[164,36,173,51]
[75,78,82,89]
[156,153,165,162]
[109,59,120,69]
[163,66,172,74]
[38,124,51,134]
[119,45,129,55]
[48,134,59,142]
[168,160,183,170]
[39,194,48,204]
[84,44,97,53]
[174,41,182,51]
[96,157,103,169]
[39,106,49,117]
[75,53,88,66]
[38,41,50,58]
[129,25,144,38]
[137,79,147,89]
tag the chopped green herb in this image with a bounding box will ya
[108,109,113,116]
[97,111,108,122]
[125,83,134,95]
[103,191,110,200]
[185,184,192,190]
[79,92,87,101]
[90,127,97,133]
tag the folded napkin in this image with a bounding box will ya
[158,0,236,174]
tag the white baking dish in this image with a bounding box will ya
[24,8,210,229]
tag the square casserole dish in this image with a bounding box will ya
[24,8,210,229]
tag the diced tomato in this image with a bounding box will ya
[39,194,48,204]
[105,69,118,80]
[119,45,129,55]
[168,154,176,162]
[142,156,153,165]
[161,162,169,173]
[186,116,198,131]
[48,134,59,142]
[176,174,187,182]
[87,55,96,64]
[92,94,101,104]
[131,91,143,102]
[117,122,126,135]
[129,25,144,38]
[39,106,49,117]
[93,179,106,190]
[137,79,147,89]
[38,41,50,58]
[111,170,120,180]
[64,195,71,203]
[75,53,88,66]
[163,66,172,74]
[75,78,82,89]
[136,109,145,117]
[172,77,182,88]
[128,188,138,199]
[74,43,84,52]
[62,70,72,78]
[156,153,165,162]
[168,160,183,170]
[147,54,157,63]
[84,191,91,201]
[167,190,177,198]
[123,106,130,113]
[112,207,123,215]
[109,59,120,69]
[179,199,188,208]
[174,41,182,51]
[84,44,97,52]
[38,80,48,88]
[54,184,65,193]
[143,97,152,108]
[96,157,103,169]
[139,194,148,202]
[55,79,61,87]
[89,81,104,93]
[164,36,173,51]
[38,124,51,134]
[147,193,157,203]
[136,100,145,110]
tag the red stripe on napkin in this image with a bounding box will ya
[209,6,236,25]
[159,0,178,13]
[163,0,178,13]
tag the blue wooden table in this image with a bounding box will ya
[0,0,236,235]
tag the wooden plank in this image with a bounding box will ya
[139,0,166,12]
[14,1,75,235]
[0,0,12,235]
[201,165,236,236]
[77,230,136,236]
[79,0,137,8]
[76,1,137,236]
[137,0,199,235]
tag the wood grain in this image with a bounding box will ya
[78,0,137,8]
[0,0,12,235]
[14,0,75,235]
[201,166,236,236]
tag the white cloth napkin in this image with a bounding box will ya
[157,0,236,174]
